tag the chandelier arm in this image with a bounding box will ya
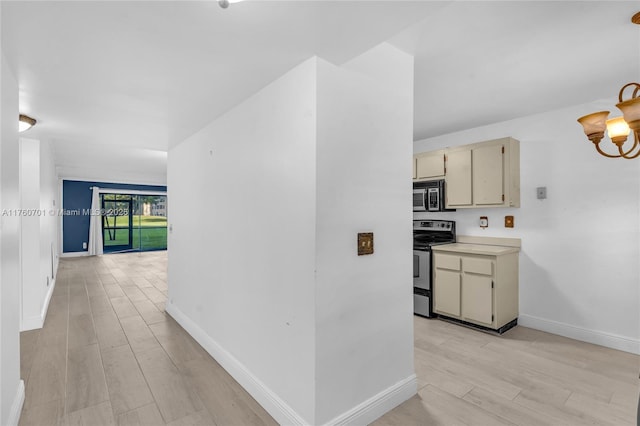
[618,82,640,102]
[619,132,640,159]
[595,141,623,158]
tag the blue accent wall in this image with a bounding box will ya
[62,180,167,253]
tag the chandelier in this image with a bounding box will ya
[577,83,640,159]
[577,12,640,159]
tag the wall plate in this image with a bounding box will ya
[505,215,514,228]
[479,216,488,228]
[537,187,547,199]
[358,232,374,256]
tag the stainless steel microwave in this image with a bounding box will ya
[413,180,453,212]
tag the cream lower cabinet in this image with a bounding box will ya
[433,247,519,332]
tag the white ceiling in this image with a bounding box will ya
[2,1,639,184]
[391,1,640,141]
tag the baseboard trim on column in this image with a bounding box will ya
[323,374,417,426]
[6,380,25,426]
[165,301,311,425]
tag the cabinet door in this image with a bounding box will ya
[434,269,461,317]
[412,157,417,179]
[462,274,493,325]
[445,150,472,206]
[473,145,504,205]
[415,151,445,179]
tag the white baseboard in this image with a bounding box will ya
[165,301,418,426]
[519,314,640,355]
[325,374,417,426]
[21,315,43,332]
[167,302,418,425]
[6,380,25,426]
[41,276,56,323]
[60,251,90,258]
[21,277,56,331]
[165,301,311,425]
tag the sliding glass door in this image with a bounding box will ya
[101,193,167,253]
[134,195,168,251]
[102,195,133,252]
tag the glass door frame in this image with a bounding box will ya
[101,195,134,253]
[97,189,168,254]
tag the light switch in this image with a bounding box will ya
[358,232,374,256]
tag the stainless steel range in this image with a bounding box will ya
[413,220,456,317]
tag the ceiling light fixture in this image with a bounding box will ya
[218,0,243,9]
[576,13,640,159]
[577,83,640,159]
[19,114,37,132]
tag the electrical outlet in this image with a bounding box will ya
[505,215,514,228]
[479,216,488,228]
[82,242,87,250]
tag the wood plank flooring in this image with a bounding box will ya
[374,317,639,425]
[19,252,277,426]
[20,252,639,425]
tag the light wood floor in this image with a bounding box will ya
[375,318,639,425]
[19,252,277,426]
[20,252,639,425]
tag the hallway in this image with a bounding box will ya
[19,252,276,425]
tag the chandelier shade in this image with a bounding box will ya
[606,117,630,144]
[616,96,640,131]
[577,111,609,143]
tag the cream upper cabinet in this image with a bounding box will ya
[413,150,445,181]
[444,137,520,209]
[432,244,519,333]
[443,150,472,206]
[472,144,504,205]
[412,157,417,179]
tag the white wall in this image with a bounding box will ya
[39,139,59,312]
[1,47,25,425]
[19,137,59,331]
[168,58,318,423]
[19,138,41,330]
[168,45,416,425]
[414,100,640,354]
[314,45,414,424]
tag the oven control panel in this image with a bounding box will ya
[413,220,454,231]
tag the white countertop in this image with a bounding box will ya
[432,243,520,256]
